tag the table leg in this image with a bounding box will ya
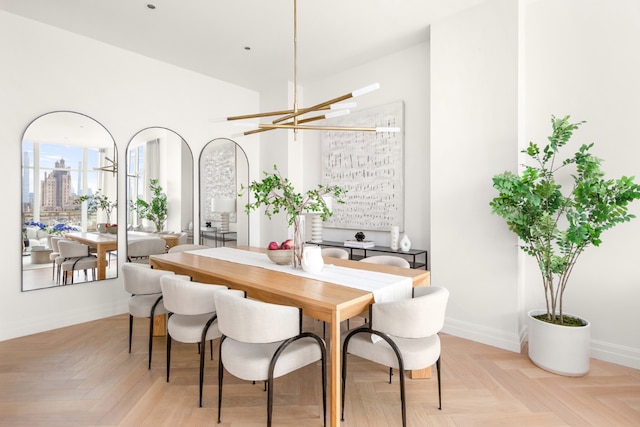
[153,314,167,336]
[96,247,107,280]
[329,311,341,427]
[410,366,432,379]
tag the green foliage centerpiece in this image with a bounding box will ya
[490,115,640,326]
[242,165,345,268]
[77,189,117,226]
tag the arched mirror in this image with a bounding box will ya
[199,138,249,247]
[125,128,193,262]
[21,111,118,292]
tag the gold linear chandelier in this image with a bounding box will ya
[227,0,401,136]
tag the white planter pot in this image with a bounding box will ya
[527,309,591,376]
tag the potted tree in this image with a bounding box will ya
[490,115,640,375]
[133,179,168,232]
[242,164,345,268]
[77,190,117,232]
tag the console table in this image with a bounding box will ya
[313,240,428,269]
[200,228,237,247]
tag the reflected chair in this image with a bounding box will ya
[214,290,327,427]
[122,263,175,369]
[360,255,410,268]
[321,247,349,259]
[48,236,64,282]
[167,244,209,253]
[127,238,167,263]
[341,286,450,427]
[57,240,97,285]
[161,275,242,407]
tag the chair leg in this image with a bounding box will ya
[199,336,206,407]
[148,317,154,370]
[128,315,133,353]
[217,341,225,423]
[267,376,274,427]
[436,357,442,410]
[341,343,348,421]
[321,340,327,427]
[389,367,393,384]
[210,340,213,360]
[399,368,407,427]
[166,334,172,382]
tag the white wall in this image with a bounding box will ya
[431,0,640,369]
[524,0,640,368]
[431,0,522,351]
[302,42,431,255]
[0,11,259,340]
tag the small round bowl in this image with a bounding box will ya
[266,249,293,265]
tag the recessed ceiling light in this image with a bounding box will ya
[147,4,156,10]
[244,46,251,51]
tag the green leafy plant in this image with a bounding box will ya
[241,165,345,224]
[132,179,168,232]
[241,164,346,266]
[76,189,117,224]
[490,115,640,325]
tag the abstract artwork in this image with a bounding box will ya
[322,101,404,231]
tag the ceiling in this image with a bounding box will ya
[0,0,488,92]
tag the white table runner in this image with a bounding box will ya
[185,247,412,302]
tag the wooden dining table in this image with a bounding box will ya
[149,246,430,427]
[65,231,117,280]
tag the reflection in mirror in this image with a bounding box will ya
[199,138,250,247]
[21,111,118,291]
[125,128,193,262]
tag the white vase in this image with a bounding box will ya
[390,226,399,251]
[310,213,323,243]
[399,234,411,252]
[527,309,590,376]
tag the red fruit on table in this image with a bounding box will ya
[268,241,280,250]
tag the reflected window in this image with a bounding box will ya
[22,142,108,231]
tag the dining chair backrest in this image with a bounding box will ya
[49,236,67,253]
[360,255,410,268]
[57,240,91,259]
[321,247,349,259]
[214,290,300,344]
[168,244,209,253]
[121,263,175,295]
[371,286,449,339]
[127,238,167,258]
[161,275,228,315]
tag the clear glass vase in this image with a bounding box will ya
[292,215,304,268]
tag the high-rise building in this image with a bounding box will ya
[41,158,74,210]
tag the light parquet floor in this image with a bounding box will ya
[0,314,638,427]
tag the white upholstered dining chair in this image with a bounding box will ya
[341,286,449,427]
[214,290,327,427]
[321,247,349,259]
[160,275,243,407]
[57,240,97,285]
[126,238,167,263]
[121,263,175,369]
[167,244,209,253]
[359,254,410,268]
